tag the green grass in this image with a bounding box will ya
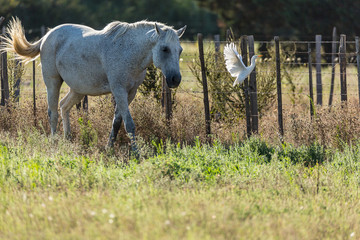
[1,130,360,239]
[3,41,360,239]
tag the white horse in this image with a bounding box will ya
[2,18,186,153]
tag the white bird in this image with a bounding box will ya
[224,43,262,87]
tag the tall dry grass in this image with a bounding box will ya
[1,91,360,154]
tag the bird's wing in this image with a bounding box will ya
[233,71,251,86]
[224,43,247,77]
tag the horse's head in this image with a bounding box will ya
[150,23,186,88]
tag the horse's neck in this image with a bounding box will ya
[138,38,155,71]
[128,29,155,71]
[102,26,156,72]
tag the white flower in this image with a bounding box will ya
[109,213,115,219]
[48,216,53,221]
[48,196,53,201]
[165,220,171,225]
[109,219,114,224]
[102,209,108,214]
[350,232,355,238]
[89,211,96,216]
[212,215,216,219]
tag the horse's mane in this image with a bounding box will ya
[103,20,178,42]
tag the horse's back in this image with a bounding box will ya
[41,23,98,53]
[40,24,110,95]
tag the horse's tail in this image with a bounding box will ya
[1,17,42,63]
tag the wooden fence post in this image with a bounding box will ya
[248,35,259,134]
[41,25,46,37]
[355,36,360,105]
[1,26,9,106]
[214,34,220,63]
[13,59,21,103]
[33,60,36,125]
[240,36,252,137]
[226,29,233,43]
[329,27,337,107]
[274,36,284,138]
[308,43,314,118]
[339,34,347,102]
[197,33,211,141]
[162,74,172,121]
[315,35,322,105]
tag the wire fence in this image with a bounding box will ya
[1,29,360,140]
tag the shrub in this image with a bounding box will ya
[78,117,98,149]
[277,142,326,166]
[188,42,276,121]
[138,64,163,102]
[138,64,177,105]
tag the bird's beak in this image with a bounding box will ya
[258,55,263,57]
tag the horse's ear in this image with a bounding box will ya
[176,25,187,38]
[155,23,164,35]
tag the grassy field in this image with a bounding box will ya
[1,130,360,239]
[1,41,360,239]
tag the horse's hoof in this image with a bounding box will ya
[105,144,115,155]
[130,147,140,160]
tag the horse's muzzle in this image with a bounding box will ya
[166,73,181,88]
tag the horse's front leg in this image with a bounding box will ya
[108,89,138,157]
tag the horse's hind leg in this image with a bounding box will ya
[45,76,63,135]
[59,89,85,139]
[108,107,122,148]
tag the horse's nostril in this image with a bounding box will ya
[172,74,181,84]
[166,73,181,88]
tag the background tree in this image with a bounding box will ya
[198,0,360,39]
[0,0,219,40]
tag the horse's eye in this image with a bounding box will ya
[162,47,170,53]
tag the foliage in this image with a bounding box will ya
[198,0,360,39]
[3,0,359,40]
[0,0,218,40]
[277,142,326,167]
[78,117,98,149]
[188,43,276,121]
